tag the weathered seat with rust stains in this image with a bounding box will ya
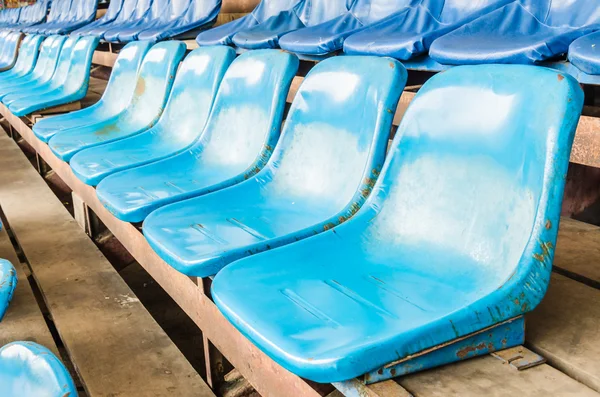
[48,41,186,162]
[142,55,407,278]
[96,49,299,223]
[210,65,584,383]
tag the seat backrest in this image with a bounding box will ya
[52,0,73,23]
[297,0,353,26]
[62,36,100,94]
[439,0,514,24]
[156,46,236,145]
[47,36,79,88]
[71,0,98,22]
[161,0,192,22]
[179,0,221,24]
[252,0,304,23]
[195,50,299,177]
[351,0,422,24]
[131,0,153,20]
[46,0,65,23]
[104,0,125,21]
[23,0,49,24]
[360,65,582,299]
[113,0,141,23]
[11,35,43,75]
[143,0,170,21]
[31,35,67,80]
[545,0,600,27]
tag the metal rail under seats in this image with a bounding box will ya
[0,32,23,72]
[96,50,299,223]
[48,41,186,162]
[0,35,66,100]
[210,65,585,384]
[0,342,77,397]
[142,56,407,278]
[6,37,100,117]
[33,41,152,143]
[80,0,148,39]
[568,31,600,75]
[72,0,124,37]
[21,0,71,34]
[0,259,16,321]
[429,0,600,65]
[231,0,353,50]
[9,0,50,31]
[0,35,43,83]
[343,0,514,70]
[195,0,302,46]
[104,0,169,43]
[70,46,236,186]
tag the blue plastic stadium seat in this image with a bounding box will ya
[6,37,99,117]
[0,35,43,82]
[142,56,407,278]
[343,0,513,60]
[430,0,600,65]
[48,41,186,162]
[0,259,17,321]
[22,0,67,34]
[232,0,353,50]
[23,0,97,35]
[72,0,124,37]
[33,41,152,143]
[96,50,299,223]
[81,0,150,39]
[279,0,421,57]
[0,32,23,72]
[196,0,302,46]
[0,342,77,397]
[71,46,236,186]
[136,0,221,42]
[10,0,49,30]
[569,31,600,75]
[0,36,66,100]
[0,7,20,28]
[104,0,169,43]
[211,65,584,383]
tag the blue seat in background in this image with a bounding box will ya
[72,0,124,37]
[0,259,17,321]
[21,0,72,34]
[96,50,299,223]
[48,41,186,162]
[212,65,584,384]
[0,342,77,397]
[81,0,149,39]
[232,0,353,50]
[0,7,21,29]
[11,0,49,30]
[7,37,100,117]
[0,32,23,72]
[569,31,600,75]
[40,0,98,34]
[142,56,406,278]
[343,0,513,60]
[278,0,421,57]
[104,0,169,43]
[430,0,600,65]
[71,46,236,186]
[196,0,302,46]
[33,41,152,143]
[0,35,43,82]
[0,36,66,99]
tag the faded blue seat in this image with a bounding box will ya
[0,35,66,100]
[0,342,77,397]
[0,8,20,28]
[0,35,43,82]
[430,0,600,65]
[82,0,150,39]
[10,0,49,30]
[0,32,23,72]
[232,0,353,50]
[0,259,16,321]
[196,0,302,46]
[343,0,513,60]
[96,50,299,223]
[211,65,584,383]
[279,0,421,57]
[142,56,407,278]
[569,31,600,75]
[104,0,169,43]
[48,41,186,162]
[22,0,68,34]
[136,0,221,42]
[33,41,152,143]
[7,36,99,117]
[71,46,235,186]
[71,0,124,37]
[41,0,98,34]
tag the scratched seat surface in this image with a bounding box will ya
[195,0,302,46]
[142,56,406,278]
[85,0,152,40]
[0,32,22,72]
[33,41,152,143]
[430,0,600,65]
[96,50,299,223]
[210,65,584,383]
[48,41,186,162]
[568,31,600,75]
[0,35,66,101]
[104,0,170,42]
[278,0,421,56]
[6,36,99,117]
[0,259,16,322]
[71,46,235,186]
[0,35,43,82]
[343,0,513,60]
[232,0,352,50]
[71,0,124,37]
[0,342,77,397]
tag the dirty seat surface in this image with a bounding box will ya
[569,31,600,75]
[48,41,186,162]
[0,259,16,321]
[142,56,406,278]
[0,342,77,397]
[96,49,299,223]
[430,0,600,65]
[70,46,236,186]
[211,65,583,383]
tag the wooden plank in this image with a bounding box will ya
[0,131,214,397]
[0,105,322,397]
[554,217,600,282]
[92,50,118,68]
